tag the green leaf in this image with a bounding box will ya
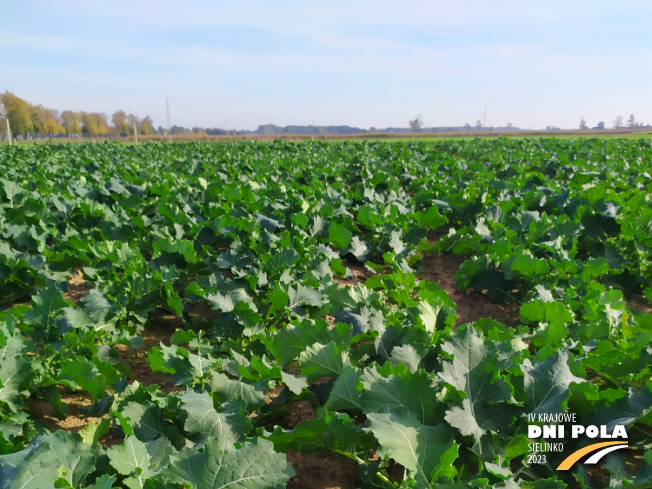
[298,342,348,382]
[0,357,33,412]
[438,327,516,441]
[366,411,458,487]
[107,436,152,476]
[521,350,585,415]
[206,289,257,313]
[60,359,106,400]
[210,373,267,410]
[79,418,111,445]
[417,298,455,343]
[347,236,371,261]
[265,319,350,367]
[164,438,293,489]
[22,285,67,328]
[323,366,362,411]
[357,204,382,228]
[416,206,448,229]
[178,390,250,447]
[287,285,324,315]
[360,366,443,426]
[265,285,288,319]
[268,412,366,453]
[107,436,171,489]
[328,221,353,249]
[121,402,164,442]
[330,258,347,277]
[280,371,309,395]
[0,432,99,489]
[57,307,94,333]
[147,343,209,385]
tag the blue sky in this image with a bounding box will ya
[1,1,651,130]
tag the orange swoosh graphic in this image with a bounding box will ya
[556,441,628,470]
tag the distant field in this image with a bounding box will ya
[4,128,652,145]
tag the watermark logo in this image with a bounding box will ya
[526,412,630,471]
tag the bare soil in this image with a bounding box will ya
[333,258,374,288]
[26,389,100,433]
[627,295,652,315]
[64,267,92,303]
[418,253,517,326]
[286,451,359,489]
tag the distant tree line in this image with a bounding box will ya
[0,91,155,140]
[580,114,649,130]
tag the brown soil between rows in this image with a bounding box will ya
[26,390,101,433]
[333,258,374,288]
[627,295,652,315]
[64,267,92,303]
[286,451,358,489]
[418,253,517,326]
[114,314,180,395]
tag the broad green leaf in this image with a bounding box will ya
[210,372,266,410]
[366,411,458,487]
[178,390,250,447]
[269,412,366,453]
[121,402,164,442]
[323,366,362,411]
[107,436,172,489]
[60,359,106,400]
[22,285,67,328]
[164,438,293,489]
[360,366,443,426]
[298,342,348,382]
[328,221,353,249]
[521,350,585,415]
[79,418,111,445]
[0,357,33,412]
[438,327,515,440]
[0,432,98,489]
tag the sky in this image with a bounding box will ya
[1,1,651,131]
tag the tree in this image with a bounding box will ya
[596,121,605,130]
[61,111,82,136]
[464,123,471,131]
[42,108,64,137]
[112,110,130,136]
[30,105,48,138]
[506,122,513,129]
[627,114,636,128]
[613,115,623,129]
[140,116,154,135]
[1,91,33,137]
[81,112,108,137]
[409,115,423,132]
[579,118,588,130]
[475,120,482,130]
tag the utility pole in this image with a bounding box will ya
[5,119,11,145]
[483,107,487,128]
[166,97,172,142]
[131,117,138,144]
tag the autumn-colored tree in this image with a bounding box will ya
[30,105,49,138]
[81,112,109,137]
[43,108,64,136]
[61,111,82,136]
[112,110,130,136]
[1,91,33,137]
[140,116,154,135]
